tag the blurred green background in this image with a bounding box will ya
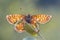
[0,0,60,40]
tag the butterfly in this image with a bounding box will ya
[6,14,52,33]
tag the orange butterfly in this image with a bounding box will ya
[6,14,52,33]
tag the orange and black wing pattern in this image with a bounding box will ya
[6,14,25,33]
[30,14,52,32]
[6,14,25,24]
[31,14,52,24]
[14,22,25,33]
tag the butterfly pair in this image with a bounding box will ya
[6,14,52,33]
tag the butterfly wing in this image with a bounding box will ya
[14,22,25,33]
[30,19,39,32]
[30,14,52,32]
[31,14,52,24]
[6,14,26,33]
[6,14,25,24]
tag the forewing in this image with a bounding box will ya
[6,14,25,24]
[31,14,52,24]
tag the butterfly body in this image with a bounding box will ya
[6,14,52,33]
[25,14,31,23]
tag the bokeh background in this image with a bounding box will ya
[0,0,60,40]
